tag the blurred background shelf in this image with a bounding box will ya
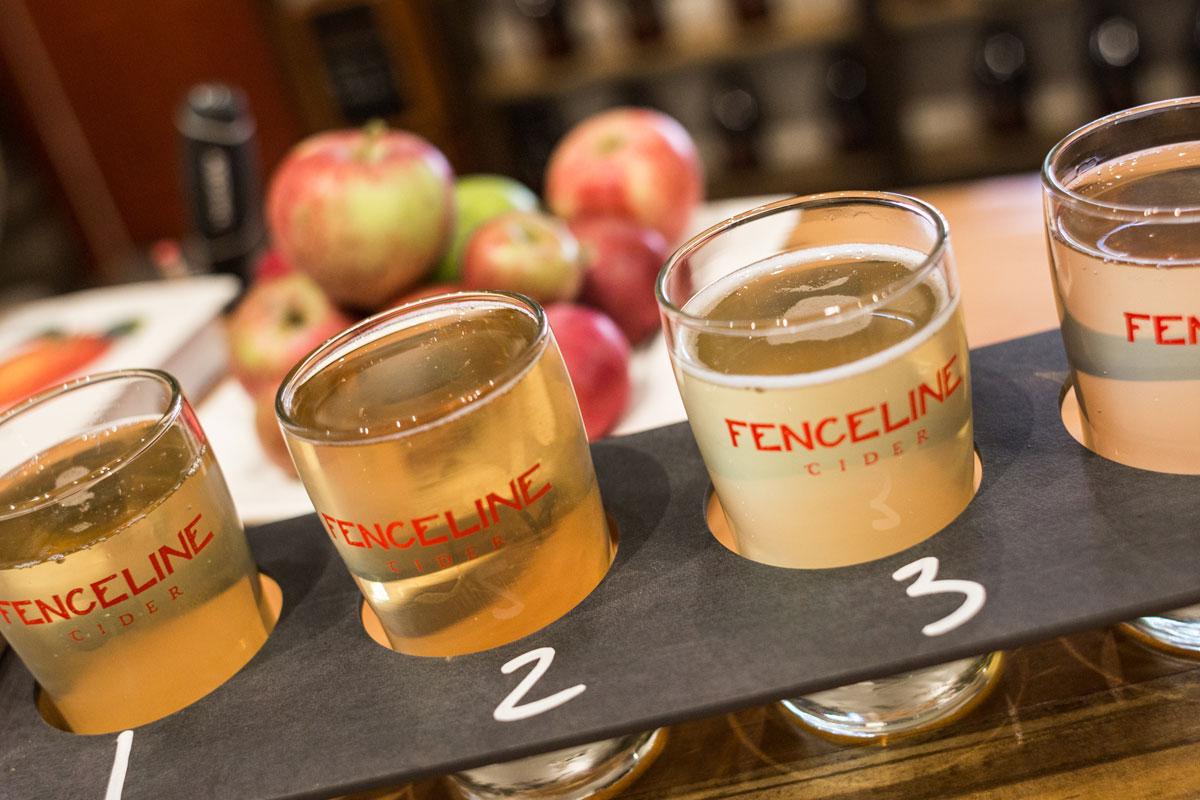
[707,150,889,198]
[475,8,857,104]
[877,0,1079,34]
[3,0,1200,285]
[906,129,1070,185]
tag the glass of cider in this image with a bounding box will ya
[0,370,273,734]
[276,291,614,658]
[1044,97,1200,655]
[657,192,1002,741]
[1044,97,1200,476]
[278,292,662,799]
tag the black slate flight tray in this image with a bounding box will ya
[4,330,1200,800]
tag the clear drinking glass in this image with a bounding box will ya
[446,729,665,800]
[656,192,1002,740]
[277,291,661,795]
[0,370,273,734]
[277,291,614,657]
[1043,96,1200,654]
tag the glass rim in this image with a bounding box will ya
[1042,96,1200,221]
[655,191,951,333]
[0,368,183,521]
[276,290,549,445]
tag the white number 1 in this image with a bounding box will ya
[493,647,586,722]
[892,556,986,637]
[105,730,133,800]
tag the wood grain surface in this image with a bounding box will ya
[355,629,1200,798]
[916,175,1060,348]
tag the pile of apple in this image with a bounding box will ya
[228,108,704,472]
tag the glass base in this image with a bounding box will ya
[780,651,1004,743]
[1121,604,1200,658]
[447,728,665,800]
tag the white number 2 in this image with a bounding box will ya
[892,556,986,637]
[493,647,586,722]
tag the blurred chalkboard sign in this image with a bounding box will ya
[311,5,407,123]
[263,0,470,166]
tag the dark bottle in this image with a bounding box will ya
[1087,8,1141,113]
[731,0,770,24]
[514,0,575,59]
[626,0,664,43]
[973,24,1031,133]
[824,48,873,152]
[710,70,763,171]
[176,83,263,285]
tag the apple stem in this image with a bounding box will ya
[354,119,388,163]
[596,133,626,155]
[284,307,306,328]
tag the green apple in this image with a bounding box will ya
[433,174,539,282]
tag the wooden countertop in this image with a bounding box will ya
[356,175,1200,800]
[918,174,1060,348]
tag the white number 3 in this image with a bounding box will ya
[493,647,586,722]
[892,556,986,637]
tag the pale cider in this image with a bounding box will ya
[675,245,974,569]
[1047,140,1200,473]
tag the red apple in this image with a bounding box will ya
[546,107,704,244]
[252,386,296,477]
[254,248,294,281]
[387,282,462,308]
[545,303,631,441]
[267,123,455,310]
[571,216,670,345]
[227,272,354,396]
[462,211,584,303]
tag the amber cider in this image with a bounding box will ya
[281,297,613,657]
[0,418,272,734]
